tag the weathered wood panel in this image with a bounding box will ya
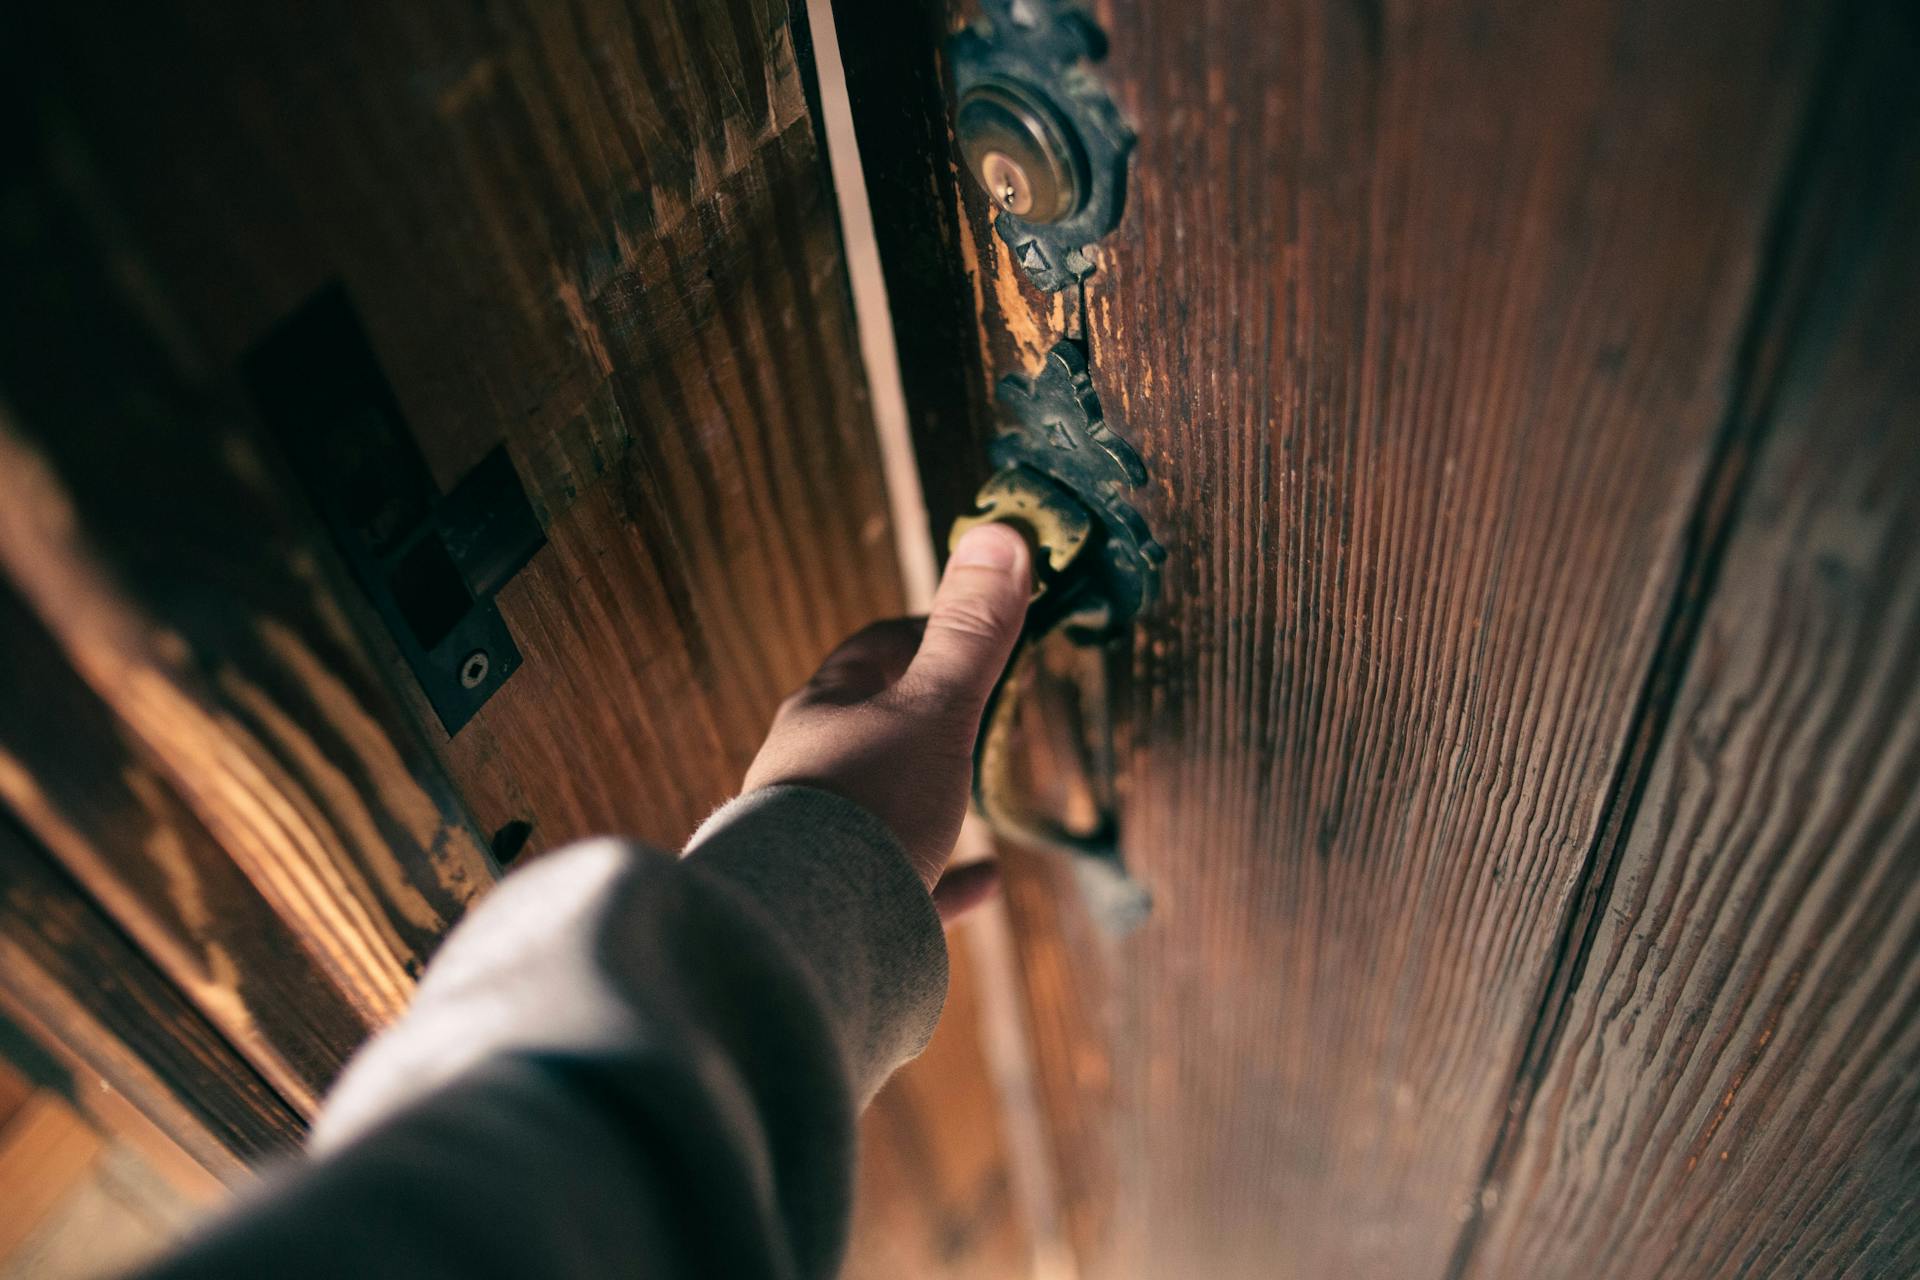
[0,816,304,1168]
[1462,4,1920,1273]
[0,76,495,1114]
[0,583,374,1113]
[1087,0,1827,1271]
[5,0,904,853]
[841,0,1842,1275]
[3,2,1025,1272]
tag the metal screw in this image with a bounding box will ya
[459,650,491,689]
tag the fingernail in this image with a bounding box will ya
[950,523,1024,572]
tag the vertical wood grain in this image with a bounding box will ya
[4,0,906,854]
[842,0,1844,1275]
[1082,0,1829,1268]
[0,584,376,1112]
[1461,3,1920,1273]
[0,68,495,1113]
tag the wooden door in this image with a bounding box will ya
[839,0,1920,1275]
[0,2,1026,1273]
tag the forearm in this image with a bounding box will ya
[139,786,947,1280]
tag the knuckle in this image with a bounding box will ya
[929,598,1012,646]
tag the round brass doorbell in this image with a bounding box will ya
[956,80,1087,224]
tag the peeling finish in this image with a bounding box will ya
[991,233,1056,369]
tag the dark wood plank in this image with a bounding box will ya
[1087,2,1830,1270]
[0,583,377,1113]
[6,0,907,855]
[1462,4,1920,1273]
[831,0,1001,547]
[843,0,1839,1275]
[5,3,1028,1272]
[0,57,498,1103]
[0,815,306,1167]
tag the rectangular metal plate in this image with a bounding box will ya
[243,285,544,734]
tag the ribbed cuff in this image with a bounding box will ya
[685,785,948,1102]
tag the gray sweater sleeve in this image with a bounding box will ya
[136,785,949,1280]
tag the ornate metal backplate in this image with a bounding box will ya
[984,340,1163,638]
[948,1,1133,292]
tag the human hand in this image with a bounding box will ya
[742,523,1031,922]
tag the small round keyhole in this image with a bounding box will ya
[459,650,491,689]
[955,80,1086,225]
[980,150,1036,216]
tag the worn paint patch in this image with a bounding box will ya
[991,234,1054,371]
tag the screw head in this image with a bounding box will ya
[459,650,491,689]
[955,80,1086,225]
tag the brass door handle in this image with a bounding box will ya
[945,344,1163,930]
[950,466,1114,858]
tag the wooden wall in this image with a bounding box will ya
[839,0,1920,1275]
[1463,4,1920,1271]
[0,1,1025,1272]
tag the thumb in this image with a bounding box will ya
[906,522,1031,708]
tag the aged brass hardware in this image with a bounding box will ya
[988,341,1162,632]
[954,340,1158,929]
[949,466,1093,596]
[949,1,1133,292]
[956,80,1087,225]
